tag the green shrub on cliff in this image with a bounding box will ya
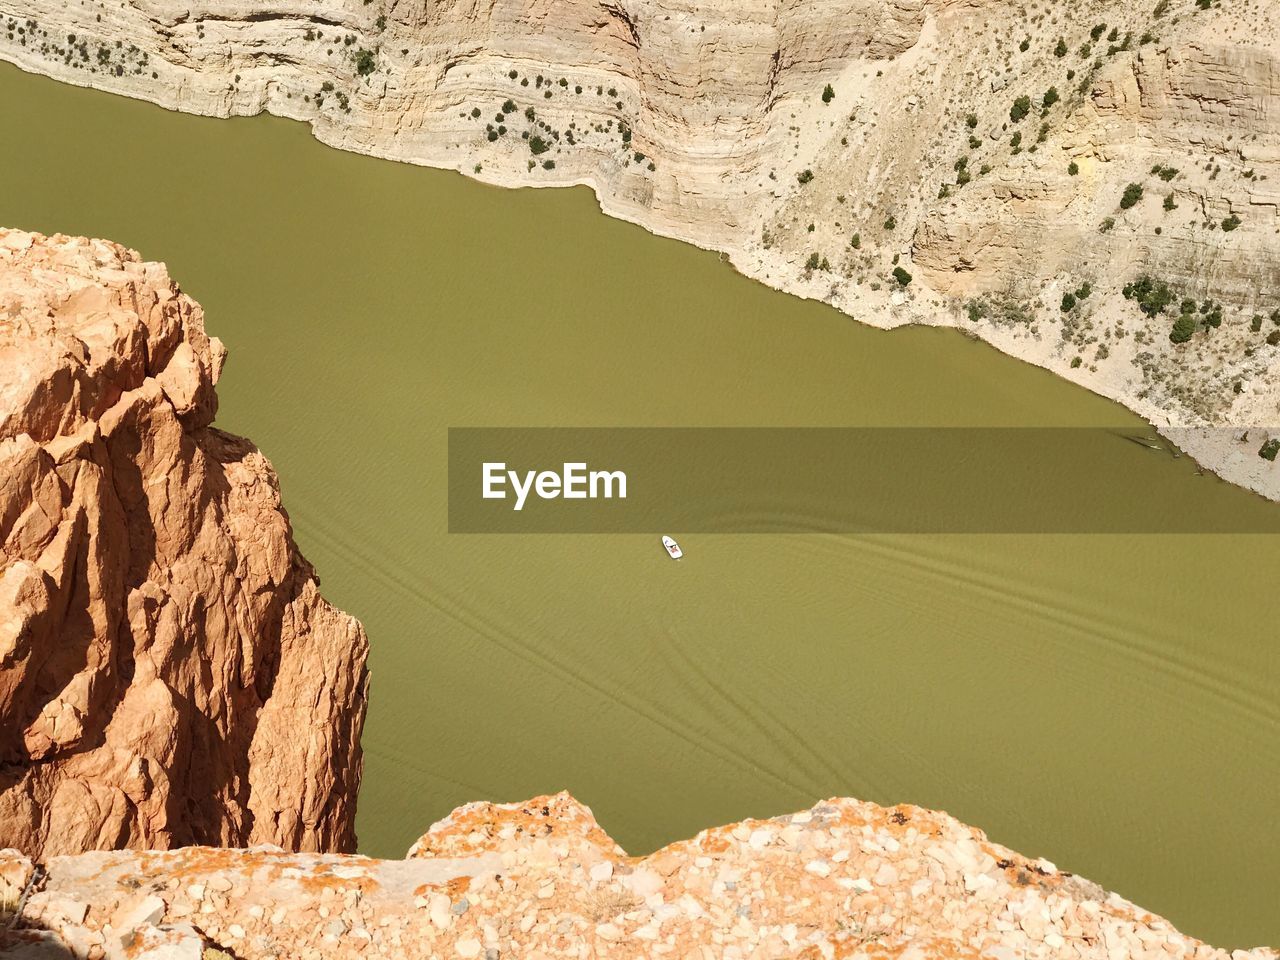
[1170,313,1196,343]
[1123,276,1175,316]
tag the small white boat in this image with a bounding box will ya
[662,535,683,560]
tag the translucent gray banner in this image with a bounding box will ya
[448,428,1280,533]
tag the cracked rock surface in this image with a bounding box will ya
[0,228,369,859]
[1,792,1274,959]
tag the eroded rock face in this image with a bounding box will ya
[0,792,1273,959]
[0,229,369,858]
[4,0,1278,498]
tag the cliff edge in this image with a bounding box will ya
[1,792,1273,959]
[0,229,369,857]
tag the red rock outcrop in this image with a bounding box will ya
[0,229,369,858]
[0,792,1273,959]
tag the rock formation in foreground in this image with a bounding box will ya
[1,0,1278,497]
[0,792,1273,959]
[0,229,369,858]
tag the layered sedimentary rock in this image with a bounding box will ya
[0,229,369,858]
[1,792,1273,959]
[1,0,1278,496]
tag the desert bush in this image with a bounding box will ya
[1170,313,1196,343]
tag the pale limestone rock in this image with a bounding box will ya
[5,0,1277,496]
[1,794,1273,960]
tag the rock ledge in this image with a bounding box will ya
[1,792,1273,959]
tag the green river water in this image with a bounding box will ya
[2,62,1277,946]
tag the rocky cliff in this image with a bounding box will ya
[1,0,1278,496]
[1,792,1274,959]
[0,229,369,858]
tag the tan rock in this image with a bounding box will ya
[0,229,369,858]
[1,794,1273,960]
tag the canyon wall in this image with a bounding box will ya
[0,229,369,858]
[2,792,1275,959]
[1,0,1278,497]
